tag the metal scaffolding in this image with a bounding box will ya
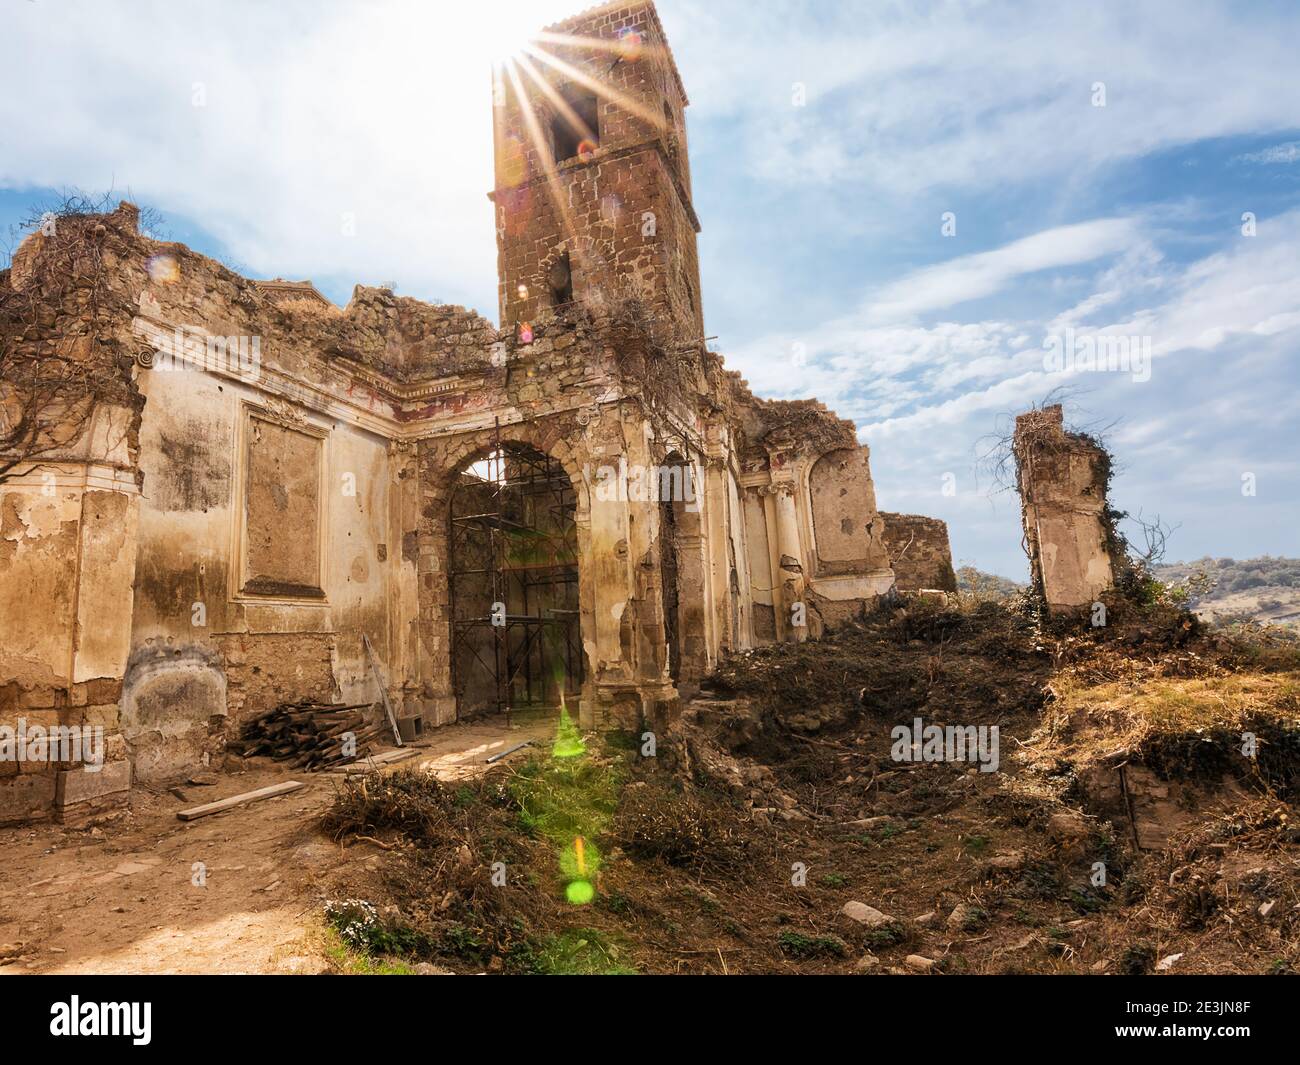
[447,424,582,724]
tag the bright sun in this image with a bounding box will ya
[490,25,537,66]
[440,2,571,65]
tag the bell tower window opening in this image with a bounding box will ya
[551,89,599,163]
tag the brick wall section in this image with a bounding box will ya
[879,513,957,592]
[0,678,128,825]
[493,0,704,340]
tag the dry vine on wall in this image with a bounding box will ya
[0,195,147,484]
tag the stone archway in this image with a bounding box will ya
[447,441,583,721]
[415,420,593,727]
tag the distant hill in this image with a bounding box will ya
[955,566,1027,601]
[1153,556,1300,630]
[953,558,1300,630]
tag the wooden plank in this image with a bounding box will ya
[362,633,404,747]
[328,748,420,775]
[176,781,306,821]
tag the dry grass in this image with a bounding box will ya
[278,296,341,318]
[314,600,1300,975]
[1040,671,1300,787]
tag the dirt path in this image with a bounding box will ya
[0,718,551,974]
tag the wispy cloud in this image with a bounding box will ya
[1235,141,1300,165]
[673,1,1300,194]
[720,205,1300,572]
[862,219,1136,323]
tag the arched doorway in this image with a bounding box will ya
[448,442,583,721]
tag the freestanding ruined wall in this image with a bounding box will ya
[1013,405,1118,612]
[879,513,957,592]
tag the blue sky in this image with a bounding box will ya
[3,0,1298,577]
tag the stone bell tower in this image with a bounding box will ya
[490,0,704,341]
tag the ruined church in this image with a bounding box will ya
[0,1,960,825]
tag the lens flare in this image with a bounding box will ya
[561,835,599,905]
[499,136,527,185]
[576,139,597,160]
[516,283,529,300]
[552,697,585,758]
[617,28,644,62]
[518,321,534,344]
[565,879,595,905]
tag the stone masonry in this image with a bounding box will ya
[0,1,898,824]
[879,513,957,593]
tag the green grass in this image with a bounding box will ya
[524,929,638,975]
[864,922,908,949]
[322,929,417,975]
[509,756,622,849]
[778,931,848,959]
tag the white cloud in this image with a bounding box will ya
[728,216,1140,415]
[720,206,1300,571]
[670,1,1300,194]
[861,219,1136,322]
[0,0,577,312]
[730,208,1300,438]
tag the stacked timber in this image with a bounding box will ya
[230,701,382,771]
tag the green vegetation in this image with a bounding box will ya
[777,931,848,959]
[956,558,1300,628]
[322,929,417,976]
[509,755,621,855]
[513,929,637,975]
[324,898,430,957]
[1154,557,1300,629]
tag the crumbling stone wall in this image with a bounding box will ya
[126,233,397,780]
[733,395,894,639]
[0,206,143,825]
[0,0,900,823]
[0,480,138,821]
[216,633,338,725]
[1013,404,1119,612]
[879,512,958,592]
[2,199,409,819]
